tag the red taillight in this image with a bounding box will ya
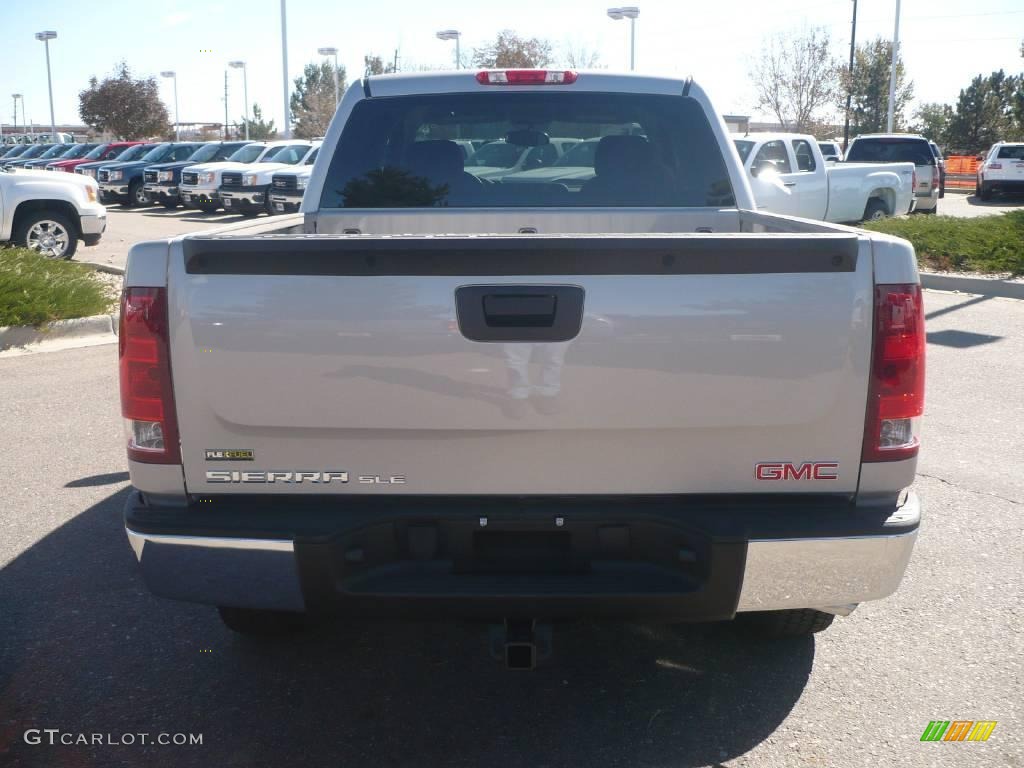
[931,170,939,189]
[475,69,578,85]
[911,169,916,190]
[862,284,925,462]
[119,287,181,464]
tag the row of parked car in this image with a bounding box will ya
[0,139,321,217]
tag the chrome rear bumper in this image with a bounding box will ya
[125,491,919,617]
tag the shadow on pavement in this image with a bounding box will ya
[966,193,1024,207]
[926,329,1003,349]
[925,294,991,321]
[64,472,130,488]
[0,488,813,767]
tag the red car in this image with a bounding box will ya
[47,141,144,173]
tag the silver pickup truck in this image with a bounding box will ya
[120,71,924,663]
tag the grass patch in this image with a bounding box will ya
[0,247,114,327]
[863,210,1024,276]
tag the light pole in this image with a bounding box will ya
[607,8,639,71]
[228,61,249,139]
[842,0,859,151]
[886,0,902,133]
[317,47,339,108]
[34,31,58,142]
[280,0,291,138]
[436,30,461,70]
[11,94,22,138]
[160,71,180,140]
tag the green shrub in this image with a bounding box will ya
[0,248,114,327]
[863,211,1024,276]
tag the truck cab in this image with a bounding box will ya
[77,143,152,187]
[68,142,145,177]
[144,141,250,209]
[98,142,202,207]
[733,132,914,222]
[218,141,317,216]
[179,141,287,212]
[268,146,321,213]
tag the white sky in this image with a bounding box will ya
[1,0,1021,130]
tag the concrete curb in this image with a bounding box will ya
[0,313,119,353]
[920,272,1024,300]
[76,261,125,276]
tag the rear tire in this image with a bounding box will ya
[922,203,937,215]
[738,609,835,638]
[862,198,889,222]
[217,606,305,636]
[979,181,992,201]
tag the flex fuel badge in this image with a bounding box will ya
[204,449,254,461]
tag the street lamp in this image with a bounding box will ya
[280,0,291,138]
[886,0,902,133]
[317,47,340,108]
[11,94,22,137]
[160,71,180,141]
[436,30,461,70]
[606,7,639,71]
[228,61,249,140]
[34,31,58,142]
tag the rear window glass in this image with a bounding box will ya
[996,146,1024,160]
[846,138,934,165]
[320,92,735,208]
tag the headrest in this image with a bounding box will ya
[594,135,654,177]
[406,140,465,181]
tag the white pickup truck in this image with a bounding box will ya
[734,132,915,222]
[120,71,923,664]
[0,167,106,258]
[218,141,318,216]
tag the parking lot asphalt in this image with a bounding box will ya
[937,190,1024,218]
[0,288,1020,768]
[71,205,256,271]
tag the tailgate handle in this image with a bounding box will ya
[483,294,557,327]
[456,286,584,343]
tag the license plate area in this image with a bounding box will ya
[465,530,578,573]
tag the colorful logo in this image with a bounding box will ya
[921,721,997,742]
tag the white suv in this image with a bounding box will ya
[977,142,1024,200]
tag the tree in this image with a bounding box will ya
[910,102,952,144]
[79,62,169,139]
[561,42,602,69]
[749,28,840,132]
[472,31,552,68]
[239,104,278,140]
[290,61,347,139]
[841,38,914,135]
[945,71,1023,153]
[364,54,396,76]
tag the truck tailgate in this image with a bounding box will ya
[169,233,873,495]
